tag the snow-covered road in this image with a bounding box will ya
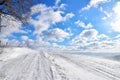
[49,53,120,80]
[0,48,53,80]
[0,48,120,80]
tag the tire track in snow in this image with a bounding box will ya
[49,54,108,80]
[44,52,69,80]
[1,48,120,80]
[57,54,120,80]
[0,51,53,80]
[3,54,37,80]
[39,53,53,80]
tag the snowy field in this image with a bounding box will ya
[0,48,120,80]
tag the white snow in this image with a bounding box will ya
[0,47,120,80]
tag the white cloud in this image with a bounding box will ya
[75,20,93,29]
[81,0,110,11]
[97,40,120,51]
[55,0,61,6]
[70,29,120,52]
[21,36,29,41]
[71,38,120,52]
[79,29,98,40]
[44,28,70,42]
[54,0,67,10]
[33,37,50,49]
[51,43,63,50]
[115,35,120,39]
[64,27,73,36]
[72,29,109,44]
[110,1,120,32]
[112,2,120,15]
[98,34,109,40]
[20,36,50,48]
[71,29,98,45]
[21,36,34,47]
[63,13,74,21]
[30,4,74,34]
[30,4,48,15]
[27,2,74,49]
[100,7,112,20]
[111,20,120,32]
[59,4,66,9]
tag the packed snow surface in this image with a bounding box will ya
[0,47,120,80]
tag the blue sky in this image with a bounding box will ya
[1,0,120,52]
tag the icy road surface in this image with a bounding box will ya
[0,48,120,80]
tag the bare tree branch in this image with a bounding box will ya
[0,0,36,24]
[0,0,8,5]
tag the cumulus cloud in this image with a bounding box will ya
[51,43,63,50]
[70,29,119,52]
[30,4,74,35]
[30,4,48,15]
[59,4,67,10]
[98,34,109,40]
[112,2,120,15]
[63,13,74,21]
[75,20,93,29]
[72,29,109,43]
[44,28,70,42]
[20,36,51,48]
[71,29,98,45]
[110,1,120,32]
[96,40,120,52]
[29,2,74,48]
[33,37,50,48]
[21,36,29,41]
[54,0,67,10]
[111,21,120,32]
[81,0,110,11]
[0,0,74,49]
[71,38,120,52]
[79,29,98,40]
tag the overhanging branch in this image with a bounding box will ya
[0,0,8,5]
